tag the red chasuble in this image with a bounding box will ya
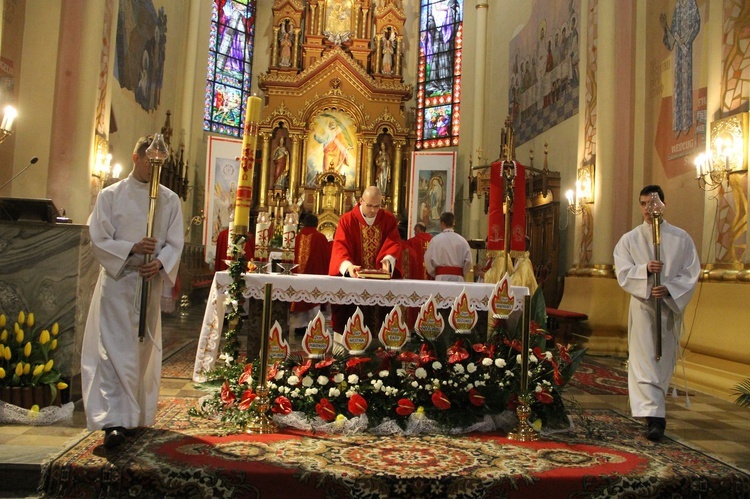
[291,227,331,313]
[328,206,403,278]
[407,232,432,280]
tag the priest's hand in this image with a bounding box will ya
[347,264,361,278]
[139,258,163,280]
[380,260,391,274]
[647,260,663,274]
[132,237,157,256]
[651,285,669,299]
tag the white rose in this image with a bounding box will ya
[302,376,314,387]
[379,370,390,378]
[467,363,477,374]
[329,387,341,398]
[432,361,443,370]
[415,367,427,379]
[494,358,506,368]
[453,364,465,374]
[348,374,359,384]
[287,375,300,385]
[482,358,493,367]
[333,373,345,383]
[317,375,329,386]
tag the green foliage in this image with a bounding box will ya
[732,378,750,408]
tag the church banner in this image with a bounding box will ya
[204,135,242,264]
[408,151,456,236]
[487,161,526,253]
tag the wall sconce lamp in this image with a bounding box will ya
[694,112,748,191]
[0,105,17,144]
[565,162,594,215]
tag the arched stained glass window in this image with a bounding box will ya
[204,0,257,137]
[416,0,463,150]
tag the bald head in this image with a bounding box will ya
[360,186,383,218]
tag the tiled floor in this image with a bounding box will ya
[1,305,749,497]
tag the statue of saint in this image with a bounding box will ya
[382,31,394,74]
[375,142,391,194]
[272,136,290,189]
[279,23,293,67]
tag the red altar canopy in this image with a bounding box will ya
[487,160,526,253]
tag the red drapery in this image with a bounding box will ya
[487,161,526,253]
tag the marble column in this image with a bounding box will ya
[469,2,489,239]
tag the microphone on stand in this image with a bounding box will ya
[0,156,40,191]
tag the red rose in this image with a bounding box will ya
[468,388,485,407]
[238,389,257,410]
[220,381,236,406]
[396,398,415,416]
[431,390,451,410]
[315,398,337,421]
[272,396,293,415]
[348,393,368,416]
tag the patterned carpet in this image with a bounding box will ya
[161,339,198,379]
[568,357,629,395]
[41,397,750,498]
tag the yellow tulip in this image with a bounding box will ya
[0,313,5,327]
[18,311,25,325]
[57,381,68,390]
[51,323,59,336]
[44,359,54,372]
[0,329,7,342]
[0,367,5,379]
[27,313,34,327]
[32,364,44,377]
[4,346,11,360]
[39,329,50,345]
[14,322,20,334]
[14,363,23,377]
[23,363,30,375]
[15,329,23,344]
[50,339,58,350]
[23,341,32,357]
[30,405,40,413]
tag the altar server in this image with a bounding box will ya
[81,135,184,449]
[613,185,700,441]
[424,212,472,282]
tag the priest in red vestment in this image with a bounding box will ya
[290,213,331,334]
[214,224,256,271]
[407,222,432,280]
[328,186,402,333]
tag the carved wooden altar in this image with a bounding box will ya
[257,0,413,226]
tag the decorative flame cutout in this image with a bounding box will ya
[490,273,514,319]
[343,307,372,355]
[449,288,478,334]
[378,307,409,351]
[415,295,445,340]
[267,321,290,367]
[302,309,331,359]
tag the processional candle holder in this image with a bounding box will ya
[647,192,665,361]
[247,282,278,434]
[508,295,539,442]
[0,105,17,144]
[137,133,169,341]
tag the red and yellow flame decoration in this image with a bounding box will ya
[378,307,408,350]
[302,310,331,359]
[415,295,445,341]
[343,307,372,354]
[449,288,478,333]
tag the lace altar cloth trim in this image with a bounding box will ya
[193,273,498,382]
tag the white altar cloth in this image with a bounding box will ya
[192,272,498,382]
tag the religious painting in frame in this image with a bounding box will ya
[304,109,358,189]
[204,135,242,264]
[409,151,456,237]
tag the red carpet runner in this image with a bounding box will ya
[42,397,749,498]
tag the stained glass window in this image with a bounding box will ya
[416,0,463,149]
[204,0,257,137]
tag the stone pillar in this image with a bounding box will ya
[469,2,489,239]
[259,133,272,209]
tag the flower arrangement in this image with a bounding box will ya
[0,311,69,408]
[195,285,586,434]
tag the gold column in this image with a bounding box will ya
[393,142,404,217]
[259,132,271,208]
[362,7,370,39]
[310,5,317,35]
[289,134,301,200]
[353,4,360,37]
[292,28,301,69]
[374,34,382,73]
[395,36,403,77]
[271,26,280,67]
[318,4,324,35]
[363,139,374,187]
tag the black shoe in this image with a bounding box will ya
[103,427,126,449]
[646,417,666,441]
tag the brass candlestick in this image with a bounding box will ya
[247,282,278,434]
[508,295,539,442]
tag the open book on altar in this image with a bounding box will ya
[358,269,391,279]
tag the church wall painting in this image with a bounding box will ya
[409,151,456,236]
[204,136,242,264]
[305,110,358,190]
[508,0,580,146]
[114,0,167,112]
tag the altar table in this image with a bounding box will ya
[192,272,500,382]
